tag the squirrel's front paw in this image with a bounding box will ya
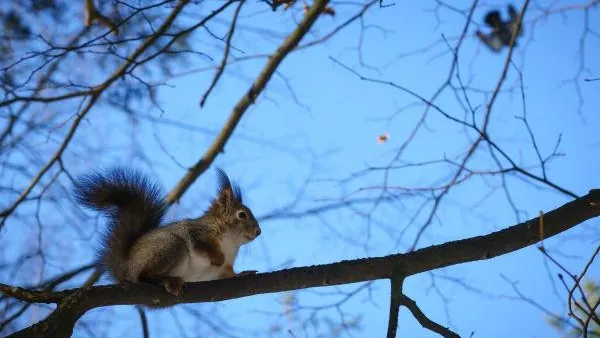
[163,277,185,296]
[210,251,225,266]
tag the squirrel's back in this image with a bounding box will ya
[73,167,167,281]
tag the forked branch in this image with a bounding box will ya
[3,190,599,338]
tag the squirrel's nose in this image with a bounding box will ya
[256,228,261,237]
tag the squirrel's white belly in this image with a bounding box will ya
[187,252,224,282]
[169,249,224,282]
[169,235,240,282]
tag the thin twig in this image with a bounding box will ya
[166,0,330,204]
[200,0,245,108]
[399,293,460,338]
[0,0,192,226]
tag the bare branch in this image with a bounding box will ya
[165,0,331,204]
[399,293,460,338]
[0,0,192,225]
[386,274,403,338]
[4,189,599,337]
[136,306,150,338]
[84,0,118,33]
[199,0,245,108]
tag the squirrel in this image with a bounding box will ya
[73,167,261,296]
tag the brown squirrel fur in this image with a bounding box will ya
[74,167,261,296]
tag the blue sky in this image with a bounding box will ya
[133,1,599,336]
[2,0,600,337]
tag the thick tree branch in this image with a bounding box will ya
[0,285,65,304]
[386,273,403,338]
[165,0,330,204]
[83,0,118,34]
[3,189,599,337]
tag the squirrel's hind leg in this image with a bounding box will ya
[141,275,185,296]
[134,232,188,296]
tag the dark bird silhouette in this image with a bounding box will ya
[476,5,523,52]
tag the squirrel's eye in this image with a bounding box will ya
[237,210,247,220]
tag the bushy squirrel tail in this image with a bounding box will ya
[73,167,166,281]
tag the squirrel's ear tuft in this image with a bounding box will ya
[215,168,243,206]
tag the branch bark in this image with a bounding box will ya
[165,0,331,204]
[3,189,599,337]
[83,0,118,34]
[399,293,460,338]
[0,0,192,225]
[387,273,403,338]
